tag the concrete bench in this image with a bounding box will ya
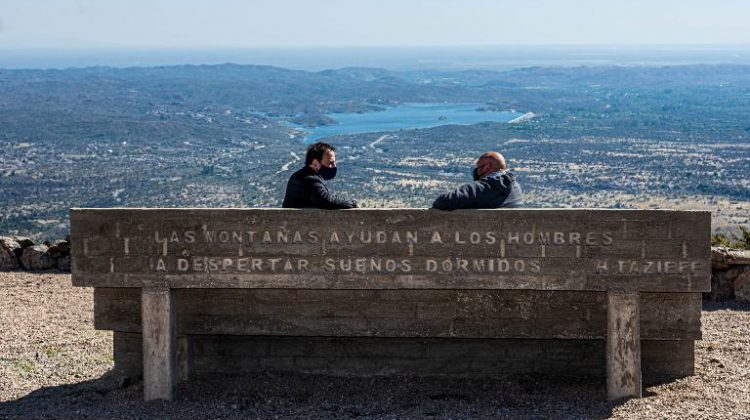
[70,208,710,402]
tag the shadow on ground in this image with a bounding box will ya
[0,370,624,419]
[702,299,750,312]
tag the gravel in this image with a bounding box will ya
[1,272,749,419]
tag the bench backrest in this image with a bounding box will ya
[71,208,710,293]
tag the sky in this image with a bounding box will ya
[1,0,749,49]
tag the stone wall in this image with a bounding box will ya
[709,247,750,302]
[0,236,71,271]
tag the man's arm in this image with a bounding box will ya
[432,181,491,211]
[307,177,357,209]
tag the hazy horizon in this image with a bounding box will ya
[2,0,750,49]
[3,44,750,71]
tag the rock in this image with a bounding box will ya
[0,247,18,270]
[0,236,21,270]
[708,357,725,368]
[0,236,20,249]
[727,250,750,265]
[712,260,730,270]
[13,236,35,248]
[48,240,71,259]
[57,255,71,272]
[734,271,750,303]
[726,267,743,280]
[711,247,731,270]
[712,246,750,266]
[20,244,56,270]
[709,271,734,301]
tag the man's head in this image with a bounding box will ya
[474,152,507,180]
[306,142,336,171]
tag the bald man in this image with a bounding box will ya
[432,152,523,210]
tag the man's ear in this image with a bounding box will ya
[310,159,321,171]
[478,163,489,178]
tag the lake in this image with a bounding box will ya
[289,103,522,143]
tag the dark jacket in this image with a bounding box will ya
[432,170,522,210]
[282,166,356,209]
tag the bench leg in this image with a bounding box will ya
[606,290,642,401]
[177,335,193,382]
[142,287,176,401]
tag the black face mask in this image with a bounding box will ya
[472,167,481,181]
[319,165,337,180]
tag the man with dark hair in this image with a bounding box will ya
[282,142,358,209]
[432,151,522,210]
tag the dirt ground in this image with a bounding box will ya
[1,272,749,419]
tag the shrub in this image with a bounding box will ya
[712,233,732,247]
[711,226,750,250]
[734,226,750,250]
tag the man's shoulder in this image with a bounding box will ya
[484,171,517,188]
[485,170,515,180]
[290,166,307,177]
[290,166,318,181]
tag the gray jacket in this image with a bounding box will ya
[432,171,522,210]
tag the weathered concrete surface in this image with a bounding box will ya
[141,287,175,401]
[94,288,702,340]
[176,336,193,382]
[606,291,642,400]
[69,208,710,402]
[112,332,695,383]
[71,208,712,292]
